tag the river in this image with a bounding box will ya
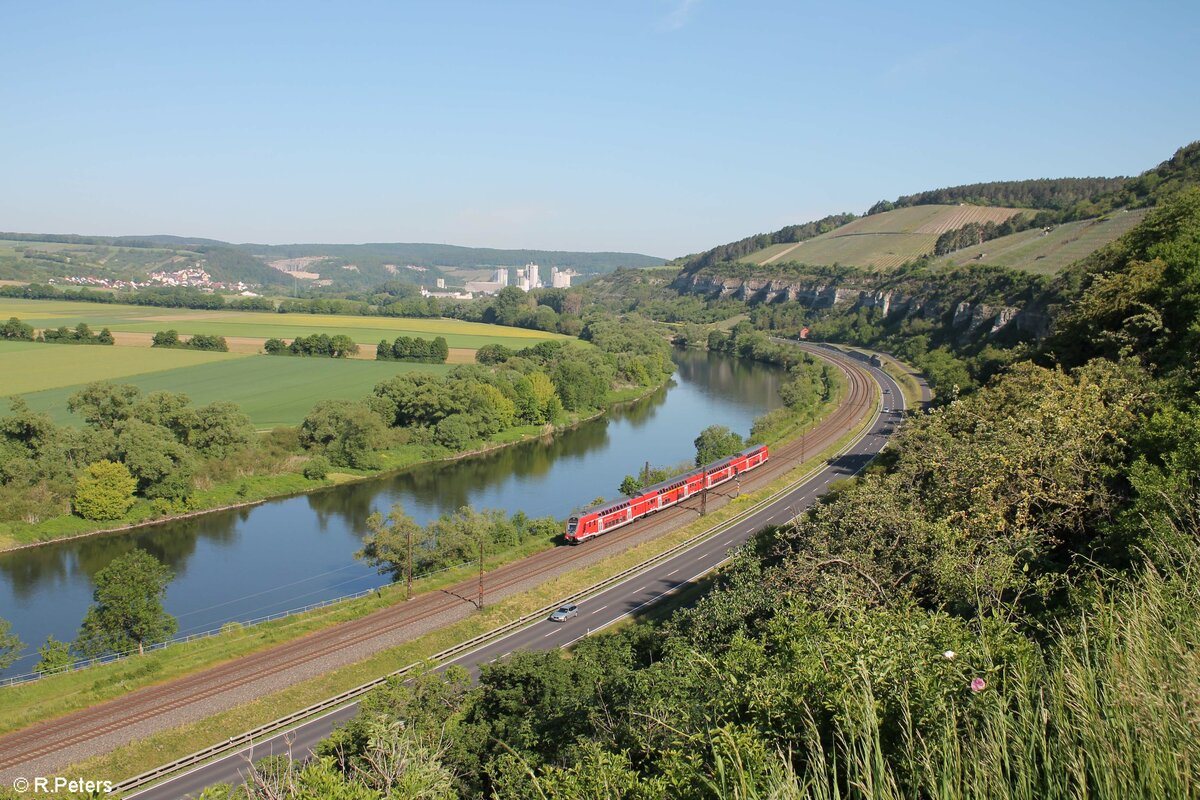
[0,349,784,676]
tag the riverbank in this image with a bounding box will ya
[0,379,669,553]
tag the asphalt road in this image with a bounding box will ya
[127,356,913,800]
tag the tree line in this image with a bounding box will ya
[264,333,360,358]
[867,176,1129,214]
[357,505,560,588]
[376,334,448,363]
[1,316,114,345]
[151,329,229,352]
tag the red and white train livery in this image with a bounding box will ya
[564,444,769,543]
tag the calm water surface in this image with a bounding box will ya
[0,350,783,675]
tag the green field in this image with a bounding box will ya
[931,208,1148,275]
[8,352,451,428]
[0,298,571,350]
[742,205,1025,270]
[0,300,569,428]
[0,340,247,394]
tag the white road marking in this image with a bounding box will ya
[543,630,559,638]
[592,604,607,613]
[666,568,680,576]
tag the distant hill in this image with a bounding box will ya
[738,204,1025,271]
[678,143,1200,277]
[239,242,665,287]
[0,233,664,291]
[0,235,284,288]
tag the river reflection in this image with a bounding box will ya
[0,350,782,674]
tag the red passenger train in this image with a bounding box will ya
[564,444,769,543]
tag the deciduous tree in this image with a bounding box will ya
[694,425,744,466]
[68,382,141,429]
[0,617,23,671]
[76,549,177,657]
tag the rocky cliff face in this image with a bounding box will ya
[674,272,865,308]
[673,271,1051,341]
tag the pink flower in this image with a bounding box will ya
[970,677,987,693]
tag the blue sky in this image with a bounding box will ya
[1,1,1197,257]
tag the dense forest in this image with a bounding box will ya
[866,176,1127,214]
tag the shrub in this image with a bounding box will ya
[73,460,137,521]
[34,636,73,675]
[434,414,475,450]
[303,455,331,480]
[187,333,228,352]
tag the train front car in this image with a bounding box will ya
[565,515,582,544]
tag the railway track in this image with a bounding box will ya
[0,346,874,776]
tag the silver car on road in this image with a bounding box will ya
[549,604,579,622]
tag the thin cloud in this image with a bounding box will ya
[660,0,700,31]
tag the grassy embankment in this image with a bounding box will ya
[59,374,878,788]
[619,556,1200,800]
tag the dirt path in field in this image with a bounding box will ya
[761,241,804,264]
[108,331,476,362]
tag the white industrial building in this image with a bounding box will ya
[550,267,572,288]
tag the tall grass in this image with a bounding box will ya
[704,554,1200,800]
